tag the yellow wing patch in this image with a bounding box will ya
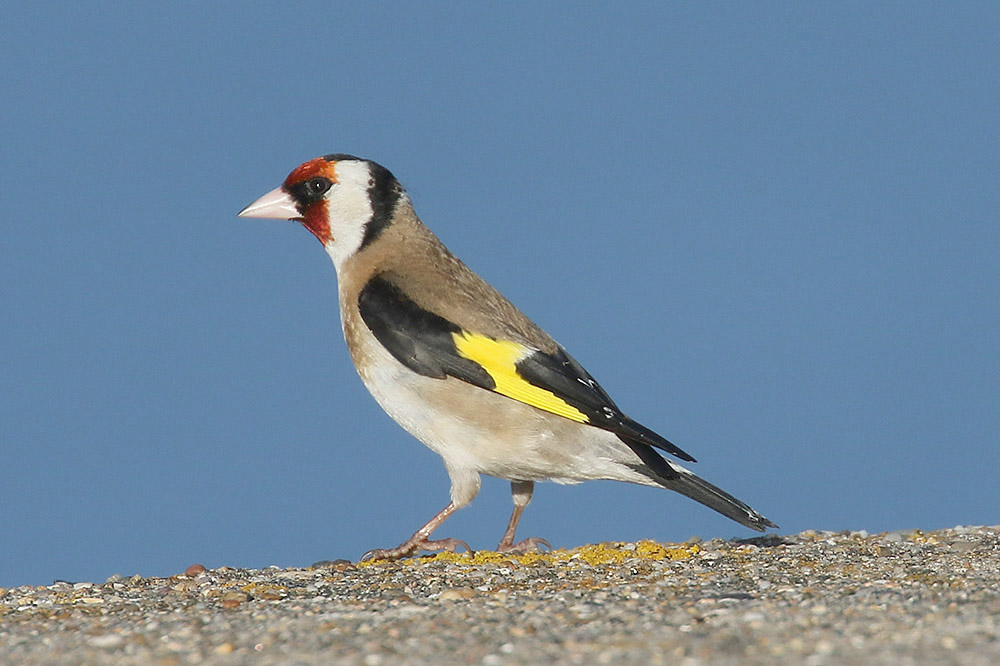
[452,331,588,423]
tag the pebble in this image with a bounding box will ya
[87,634,125,648]
[438,587,477,601]
[0,526,998,665]
[184,563,207,577]
[219,590,250,609]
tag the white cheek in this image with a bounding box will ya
[321,163,374,270]
[323,201,369,269]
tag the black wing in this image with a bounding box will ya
[358,275,696,464]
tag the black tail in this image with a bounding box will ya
[622,438,777,532]
[661,466,778,532]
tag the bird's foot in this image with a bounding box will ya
[496,536,551,554]
[361,536,472,562]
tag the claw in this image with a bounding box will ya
[360,501,471,562]
[496,536,551,554]
[361,536,473,562]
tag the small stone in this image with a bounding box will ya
[88,634,125,648]
[258,589,286,601]
[213,643,236,655]
[439,587,477,601]
[184,564,207,577]
[312,559,356,572]
[221,590,250,608]
[952,525,976,535]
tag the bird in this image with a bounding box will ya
[238,154,777,560]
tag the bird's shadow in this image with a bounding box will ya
[731,534,793,548]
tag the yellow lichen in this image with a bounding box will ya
[358,540,701,568]
[240,582,288,596]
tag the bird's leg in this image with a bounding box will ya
[496,480,551,553]
[361,501,471,561]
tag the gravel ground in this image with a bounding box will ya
[2,526,998,665]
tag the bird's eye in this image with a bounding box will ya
[305,177,332,197]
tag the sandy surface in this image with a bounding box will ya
[2,526,998,665]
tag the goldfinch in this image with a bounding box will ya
[239,154,776,560]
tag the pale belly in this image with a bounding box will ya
[353,331,641,486]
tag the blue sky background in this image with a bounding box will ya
[2,4,998,588]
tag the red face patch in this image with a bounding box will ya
[283,157,338,188]
[283,157,339,244]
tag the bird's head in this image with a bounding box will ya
[239,154,405,268]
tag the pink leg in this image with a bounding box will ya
[496,480,551,553]
[361,502,471,561]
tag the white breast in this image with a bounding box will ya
[345,314,652,498]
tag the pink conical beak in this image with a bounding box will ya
[238,186,301,220]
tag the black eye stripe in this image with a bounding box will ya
[308,178,326,192]
[306,177,332,196]
[290,177,333,204]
